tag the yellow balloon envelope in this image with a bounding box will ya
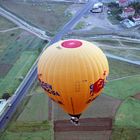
[38,39,109,119]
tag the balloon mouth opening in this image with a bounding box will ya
[61,40,82,48]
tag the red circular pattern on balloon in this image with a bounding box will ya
[61,40,82,48]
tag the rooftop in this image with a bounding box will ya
[119,0,128,3]
[124,7,135,13]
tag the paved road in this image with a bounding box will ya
[90,35,140,42]
[0,7,50,40]
[0,0,96,131]
[0,27,20,32]
[106,53,140,65]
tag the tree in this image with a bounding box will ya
[2,93,11,100]
[131,2,140,14]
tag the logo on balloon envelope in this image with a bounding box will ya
[87,71,107,104]
[41,82,60,96]
[90,78,105,95]
[38,75,60,96]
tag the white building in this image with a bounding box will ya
[121,19,135,28]
[132,15,140,25]
[0,99,9,116]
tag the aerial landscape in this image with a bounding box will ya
[0,0,140,140]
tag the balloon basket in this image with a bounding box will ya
[70,116,80,126]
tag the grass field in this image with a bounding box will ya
[111,97,140,140]
[74,21,85,30]
[100,47,140,61]
[0,1,71,34]
[111,128,140,140]
[0,121,54,140]
[95,38,140,49]
[0,29,44,68]
[108,58,140,80]
[104,75,140,99]
[94,39,120,46]
[0,29,22,55]
[0,28,46,97]
[0,16,16,30]
[0,81,53,140]
[0,51,38,96]
[17,84,48,122]
[114,97,140,128]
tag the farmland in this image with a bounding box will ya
[0,121,53,140]
[0,19,47,97]
[0,1,72,34]
[0,81,53,140]
[105,75,140,99]
[0,51,38,96]
[0,16,16,30]
[17,83,49,122]
[0,1,140,138]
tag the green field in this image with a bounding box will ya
[105,75,140,99]
[108,58,140,80]
[111,128,140,140]
[0,1,71,34]
[0,16,16,30]
[95,38,140,49]
[17,84,48,122]
[0,29,44,68]
[74,21,85,30]
[0,29,22,54]
[94,39,120,46]
[0,28,46,97]
[0,121,53,140]
[0,81,53,140]
[115,97,140,128]
[100,47,140,61]
[111,97,140,140]
[0,51,38,96]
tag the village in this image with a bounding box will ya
[90,0,140,28]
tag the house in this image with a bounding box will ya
[120,7,135,18]
[119,0,129,7]
[132,15,140,25]
[121,19,135,28]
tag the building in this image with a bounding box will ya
[132,15,140,25]
[75,0,89,3]
[121,18,135,28]
[0,99,9,116]
[90,2,103,13]
[120,7,135,18]
[119,0,129,7]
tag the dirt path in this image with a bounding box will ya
[133,93,140,100]
[54,118,112,132]
[0,27,19,32]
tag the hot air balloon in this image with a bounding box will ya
[38,39,109,125]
